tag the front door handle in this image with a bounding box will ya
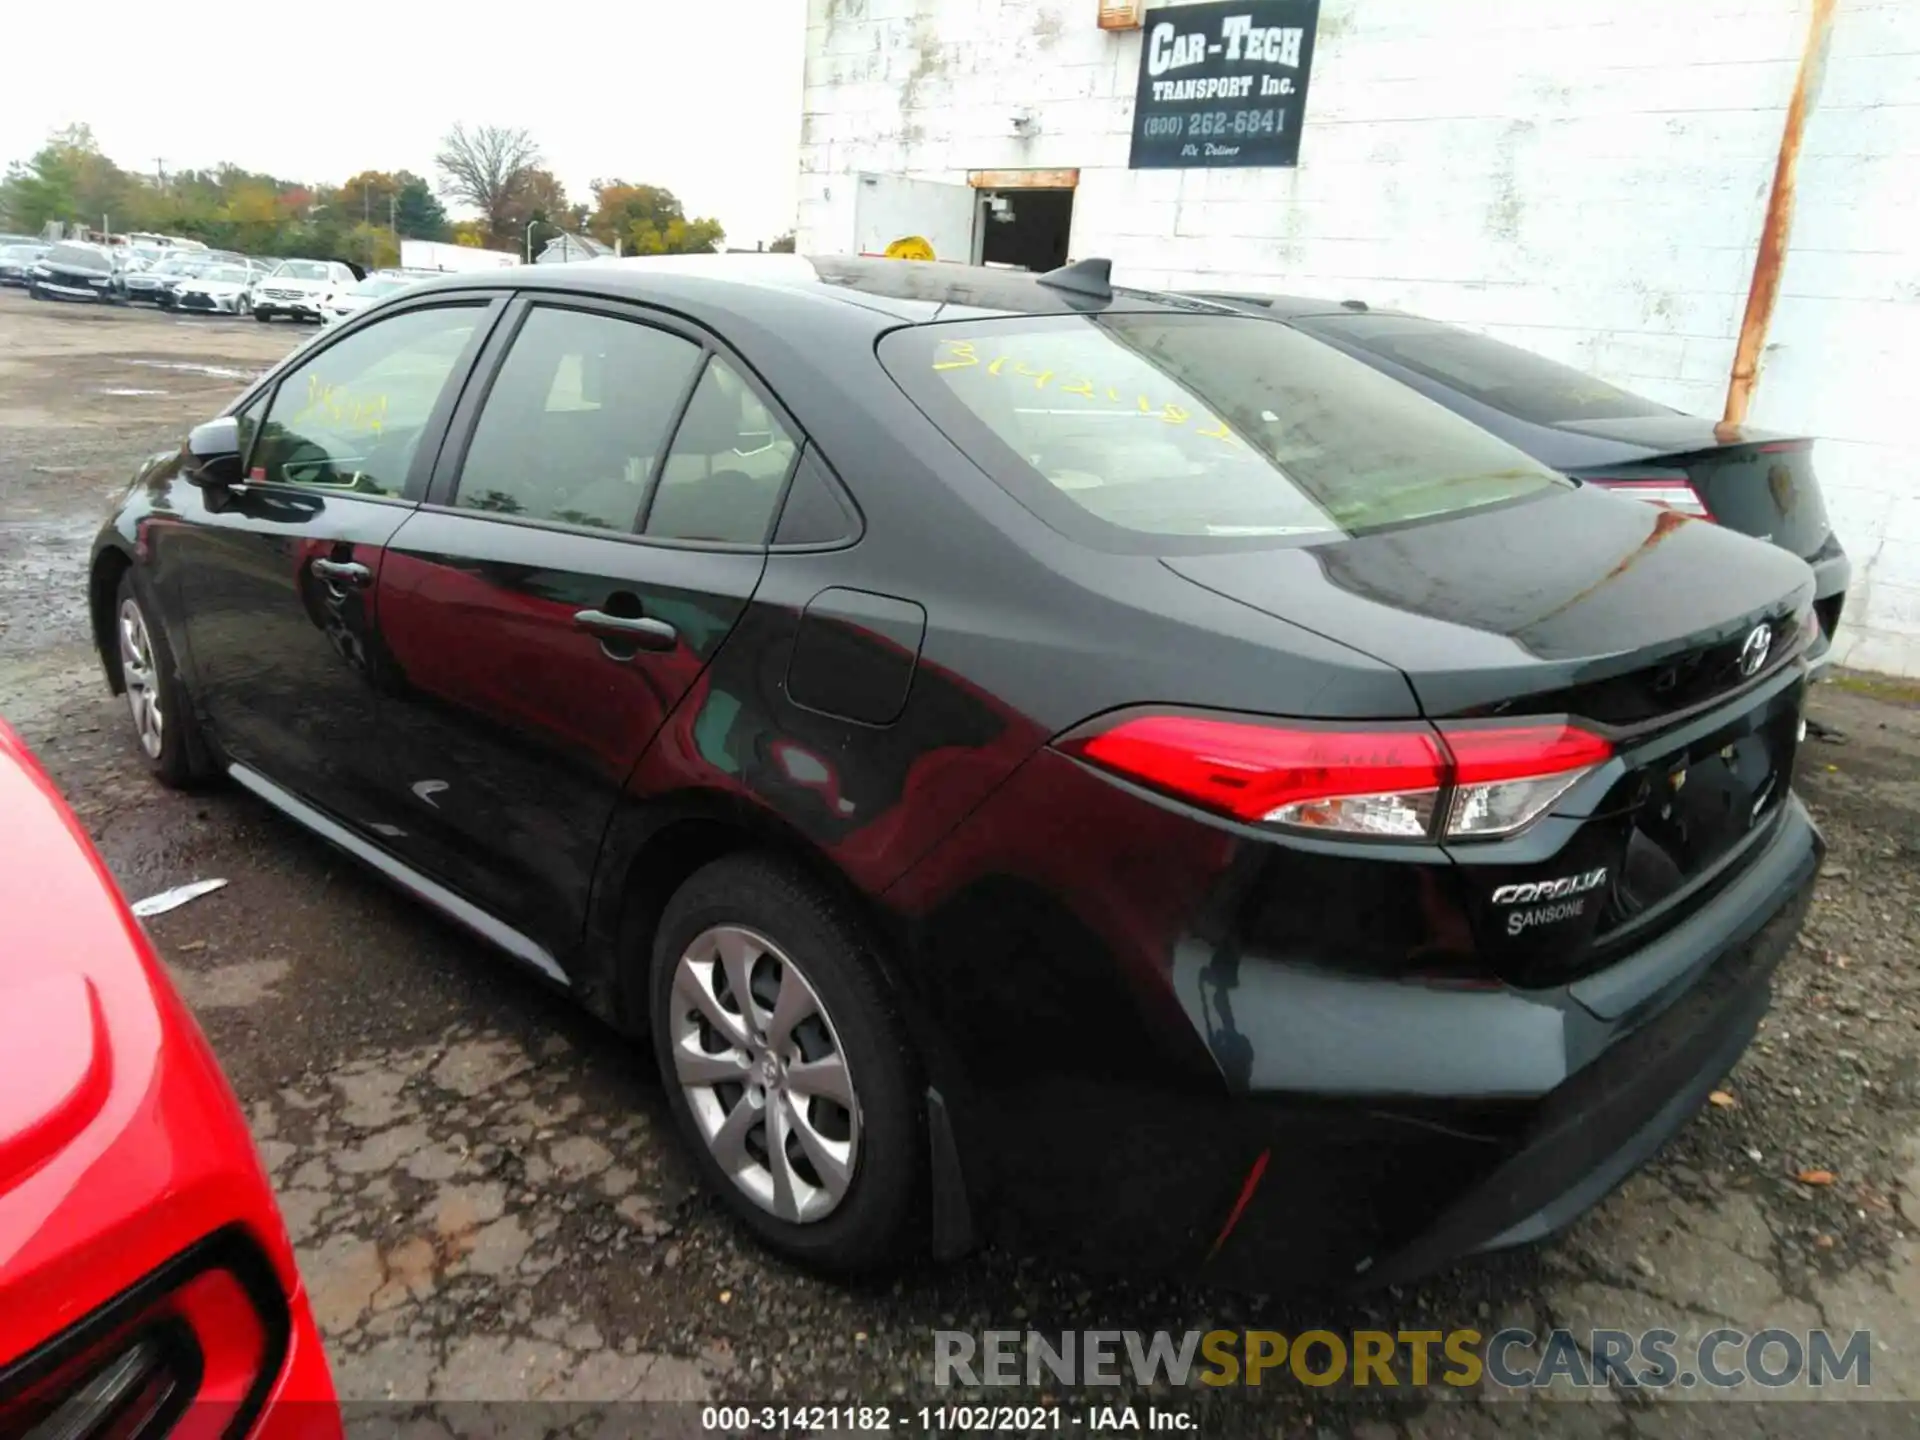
[312,558,372,587]
[573,609,677,651]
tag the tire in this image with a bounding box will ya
[650,853,924,1276]
[28,285,44,301]
[255,308,272,323]
[113,570,214,788]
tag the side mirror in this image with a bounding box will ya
[183,416,244,488]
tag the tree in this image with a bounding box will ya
[339,169,400,226]
[768,231,796,253]
[393,173,449,241]
[434,124,539,248]
[587,180,725,256]
[340,222,400,271]
[499,167,572,255]
[450,218,491,248]
[0,124,134,235]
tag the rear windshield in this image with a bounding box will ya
[1294,313,1675,427]
[47,243,111,272]
[879,313,1567,549]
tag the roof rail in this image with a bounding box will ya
[1036,257,1113,300]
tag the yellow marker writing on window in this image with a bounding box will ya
[933,340,979,371]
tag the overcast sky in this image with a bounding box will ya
[1,1,807,246]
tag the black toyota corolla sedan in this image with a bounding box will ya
[88,255,1823,1290]
[1189,290,1853,672]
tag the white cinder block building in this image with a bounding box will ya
[795,0,1920,675]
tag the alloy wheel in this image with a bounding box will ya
[118,597,165,759]
[668,925,860,1223]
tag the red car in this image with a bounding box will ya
[0,720,338,1439]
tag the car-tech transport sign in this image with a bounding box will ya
[1128,0,1320,170]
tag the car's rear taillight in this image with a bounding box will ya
[1059,712,1612,842]
[1577,473,1714,519]
[0,1231,288,1440]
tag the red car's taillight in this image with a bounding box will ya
[1060,713,1612,842]
[0,1231,288,1440]
[1578,474,1714,519]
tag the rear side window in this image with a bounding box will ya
[879,314,1566,548]
[1294,313,1674,427]
[454,305,703,531]
[644,356,798,544]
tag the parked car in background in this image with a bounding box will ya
[320,268,435,324]
[0,719,339,1437]
[172,263,260,316]
[0,243,49,285]
[87,256,1824,1290]
[123,253,215,306]
[1190,292,1852,670]
[27,242,127,304]
[251,259,358,323]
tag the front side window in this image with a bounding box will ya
[879,313,1568,549]
[454,305,703,531]
[249,305,480,496]
[644,355,798,544]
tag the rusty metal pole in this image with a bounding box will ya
[1723,0,1837,427]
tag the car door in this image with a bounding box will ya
[173,296,501,825]
[375,296,796,954]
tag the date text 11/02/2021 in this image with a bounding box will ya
[699,1406,1197,1432]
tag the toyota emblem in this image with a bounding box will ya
[1738,623,1772,678]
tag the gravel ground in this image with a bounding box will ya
[3,290,1919,1437]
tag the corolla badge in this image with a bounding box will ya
[1491,868,1609,906]
[1738,623,1772,678]
[1495,866,1610,937]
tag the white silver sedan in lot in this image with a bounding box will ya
[169,263,259,316]
[320,268,435,324]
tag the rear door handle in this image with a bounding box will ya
[312,558,371,587]
[573,609,678,651]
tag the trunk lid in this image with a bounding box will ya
[1165,484,1817,985]
[1163,484,1814,721]
[1565,427,1833,564]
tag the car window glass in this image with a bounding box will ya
[880,314,1568,545]
[250,305,480,497]
[645,356,797,544]
[1295,314,1673,427]
[455,306,703,531]
[772,447,858,546]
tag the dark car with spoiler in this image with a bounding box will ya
[88,254,1822,1291]
[1187,293,1850,672]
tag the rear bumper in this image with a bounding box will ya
[898,750,1823,1290]
[1807,542,1851,674]
[1367,798,1819,1283]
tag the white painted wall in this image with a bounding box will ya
[798,0,1920,675]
